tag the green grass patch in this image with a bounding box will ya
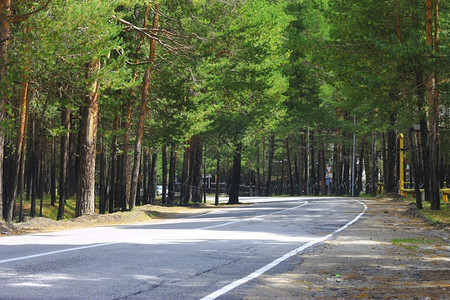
[16,195,99,221]
[392,237,445,250]
[406,197,450,224]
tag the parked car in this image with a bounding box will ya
[156,185,166,196]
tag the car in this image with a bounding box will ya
[156,185,166,196]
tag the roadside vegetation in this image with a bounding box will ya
[407,198,450,224]
[0,0,448,225]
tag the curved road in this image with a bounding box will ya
[0,197,366,300]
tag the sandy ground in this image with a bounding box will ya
[244,198,450,300]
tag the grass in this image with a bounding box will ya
[392,237,444,250]
[15,195,97,221]
[407,197,450,224]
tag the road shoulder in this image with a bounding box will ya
[244,198,449,299]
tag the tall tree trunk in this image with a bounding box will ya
[50,120,56,206]
[265,134,275,196]
[120,100,132,211]
[336,136,343,195]
[168,148,176,206]
[0,0,12,221]
[142,149,149,205]
[30,114,37,218]
[228,143,242,204]
[298,132,305,196]
[7,79,29,223]
[342,144,349,196]
[215,147,220,206]
[68,123,78,198]
[319,147,326,196]
[191,136,203,203]
[356,143,364,196]
[109,113,119,213]
[18,89,30,223]
[161,145,168,205]
[262,136,266,195]
[181,140,191,204]
[381,133,387,194]
[285,139,295,196]
[203,143,207,203]
[256,144,261,196]
[149,153,157,205]
[408,128,423,209]
[310,132,317,195]
[57,108,70,220]
[385,114,397,193]
[76,60,100,217]
[99,133,107,214]
[129,4,157,210]
[39,138,45,217]
[425,0,440,209]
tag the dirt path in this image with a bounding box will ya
[245,198,449,300]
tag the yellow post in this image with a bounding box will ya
[399,134,404,196]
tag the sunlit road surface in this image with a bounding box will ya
[0,197,366,300]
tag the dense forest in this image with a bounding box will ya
[0,0,448,223]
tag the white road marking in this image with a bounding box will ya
[199,201,309,230]
[0,242,120,264]
[0,201,309,265]
[200,200,368,300]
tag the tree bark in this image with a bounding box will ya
[50,120,56,206]
[319,148,326,196]
[161,145,168,205]
[191,136,203,203]
[298,132,306,196]
[0,0,12,221]
[109,113,119,213]
[129,4,157,210]
[181,140,191,204]
[149,152,157,205]
[310,132,318,195]
[39,138,45,217]
[30,115,37,218]
[256,144,261,196]
[356,143,364,196]
[7,79,29,223]
[408,128,423,209]
[57,107,70,220]
[228,143,242,204]
[285,139,295,196]
[215,147,220,206]
[99,133,107,214]
[265,134,275,196]
[142,149,149,205]
[168,148,176,206]
[385,114,397,194]
[425,0,440,209]
[76,60,100,217]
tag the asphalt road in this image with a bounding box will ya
[0,197,366,300]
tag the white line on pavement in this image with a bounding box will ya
[0,242,120,265]
[199,201,309,230]
[200,199,368,300]
[0,201,309,265]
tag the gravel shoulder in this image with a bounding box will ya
[245,198,450,300]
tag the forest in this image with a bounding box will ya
[0,0,448,223]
